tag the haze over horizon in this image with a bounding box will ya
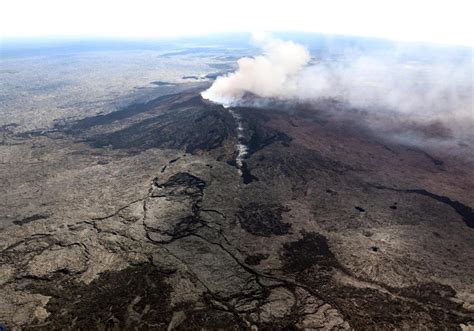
[1,0,473,47]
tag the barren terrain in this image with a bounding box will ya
[1,84,473,329]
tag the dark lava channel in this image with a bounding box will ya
[374,185,474,228]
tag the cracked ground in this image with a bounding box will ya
[0,89,473,330]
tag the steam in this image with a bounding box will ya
[201,37,311,105]
[228,109,248,171]
[201,35,473,144]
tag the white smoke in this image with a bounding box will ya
[201,36,311,106]
[201,36,473,139]
[295,55,472,122]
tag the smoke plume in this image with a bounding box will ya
[201,37,311,105]
[201,35,473,145]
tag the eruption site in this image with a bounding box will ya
[202,35,473,153]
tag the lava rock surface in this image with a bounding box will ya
[1,89,473,330]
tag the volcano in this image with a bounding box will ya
[1,87,473,329]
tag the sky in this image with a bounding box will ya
[1,0,472,46]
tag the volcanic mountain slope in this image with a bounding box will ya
[0,88,473,330]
